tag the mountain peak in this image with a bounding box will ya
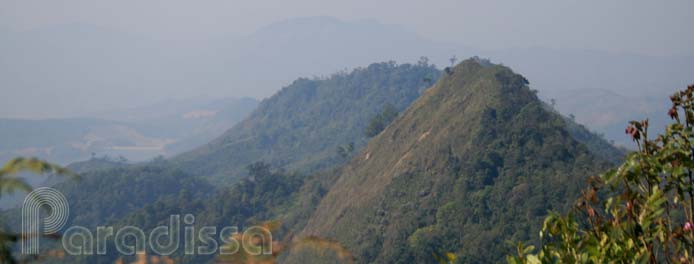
[293,60,612,263]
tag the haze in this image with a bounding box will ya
[1,0,692,120]
[3,0,693,55]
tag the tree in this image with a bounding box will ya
[216,221,355,264]
[0,157,77,263]
[364,104,399,138]
[418,56,430,67]
[449,55,458,67]
[247,161,272,182]
[0,157,77,197]
[336,142,354,159]
[509,84,694,263]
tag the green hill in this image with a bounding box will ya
[290,59,617,263]
[94,59,622,264]
[173,61,440,183]
[29,61,439,263]
[35,60,439,236]
[8,59,625,263]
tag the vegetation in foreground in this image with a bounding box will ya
[510,84,694,263]
[0,157,77,263]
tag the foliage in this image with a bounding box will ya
[364,104,398,138]
[0,157,76,263]
[0,157,77,197]
[336,142,355,159]
[509,84,694,263]
[552,104,627,165]
[50,162,303,263]
[114,252,175,264]
[432,251,457,264]
[217,221,355,264]
[28,61,440,263]
[16,60,624,264]
[174,61,440,183]
[46,160,213,233]
[295,59,618,263]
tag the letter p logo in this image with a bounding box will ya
[21,187,69,255]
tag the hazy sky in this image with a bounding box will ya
[1,0,693,119]
[1,0,692,56]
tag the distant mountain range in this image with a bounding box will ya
[0,15,688,263]
[0,97,257,165]
[1,16,691,147]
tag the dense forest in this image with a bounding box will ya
[0,0,691,262]
[289,59,619,263]
[173,60,441,184]
[2,58,675,264]
[0,60,441,263]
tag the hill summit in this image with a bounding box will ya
[293,59,614,263]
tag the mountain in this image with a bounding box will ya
[3,59,626,263]
[2,17,691,148]
[290,59,616,263]
[3,61,440,263]
[490,47,689,146]
[173,61,440,183]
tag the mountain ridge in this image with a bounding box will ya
[291,59,615,263]
[172,61,440,183]
[2,59,626,264]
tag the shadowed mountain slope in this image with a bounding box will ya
[174,62,440,183]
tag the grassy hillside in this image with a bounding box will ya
[291,59,617,263]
